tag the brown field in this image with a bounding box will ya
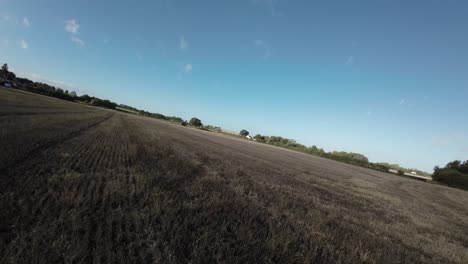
[1,88,468,264]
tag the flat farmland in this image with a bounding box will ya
[1,88,467,264]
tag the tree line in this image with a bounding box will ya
[0,63,185,123]
[1,63,119,108]
[5,62,465,189]
[238,130,391,173]
[433,160,468,191]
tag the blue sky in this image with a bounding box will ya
[1,0,467,172]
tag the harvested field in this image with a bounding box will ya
[1,88,468,263]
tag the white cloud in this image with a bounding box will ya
[19,40,28,49]
[23,17,30,27]
[399,98,406,105]
[345,56,354,65]
[184,63,192,73]
[180,35,188,50]
[254,39,264,46]
[65,19,80,34]
[71,36,85,46]
[64,19,84,46]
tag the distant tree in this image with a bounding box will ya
[460,161,468,174]
[189,117,202,127]
[80,94,92,102]
[152,113,168,120]
[204,125,222,132]
[318,148,325,155]
[1,63,15,80]
[446,160,461,170]
[239,129,249,137]
[90,98,101,106]
[254,134,266,142]
[169,116,184,123]
[397,169,405,176]
[432,163,468,191]
[69,91,77,97]
[435,160,468,175]
[1,63,8,75]
[373,163,390,173]
[181,121,188,126]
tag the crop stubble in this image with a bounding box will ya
[1,88,467,263]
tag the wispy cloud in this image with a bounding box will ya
[399,98,406,105]
[253,39,272,59]
[184,63,193,73]
[180,35,188,50]
[1,15,20,25]
[1,15,12,23]
[136,52,143,61]
[22,17,30,27]
[252,0,280,16]
[65,19,80,34]
[345,56,354,65]
[19,40,28,50]
[71,36,85,46]
[254,39,264,46]
[65,19,85,46]
[28,73,79,93]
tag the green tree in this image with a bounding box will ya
[460,161,468,174]
[90,98,101,106]
[446,160,461,170]
[240,129,249,137]
[80,94,92,102]
[1,63,8,74]
[1,63,15,80]
[254,134,265,142]
[189,117,202,127]
[432,166,468,191]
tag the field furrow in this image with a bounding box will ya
[1,89,468,264]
